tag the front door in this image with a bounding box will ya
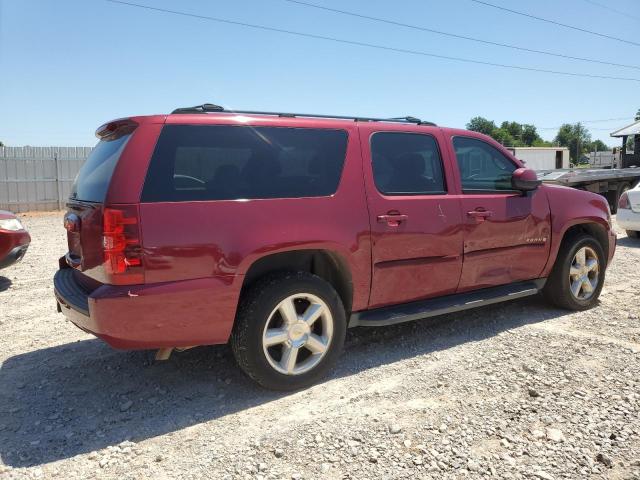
[361,126,464,309]
[449,136,551,292]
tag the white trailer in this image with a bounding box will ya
[506,147,570,170]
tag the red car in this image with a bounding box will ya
[54,104,616,390]
[0,210,30,270]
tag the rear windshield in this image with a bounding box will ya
[141,125,348,202]
[70,134,131,202]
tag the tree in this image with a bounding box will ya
[500,121,522,140]
[522,124,544,146]
[467,117,549,147]
[635,109,640,121]
[554,123,592,163]
[588,139,609,152]
[0,140,3,147]
[466,117,497,136]
[492,128,517,146]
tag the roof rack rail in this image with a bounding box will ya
[170,104,437,126]
[171,103,225,114]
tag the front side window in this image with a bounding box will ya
[453,137,517,192]
[142,125,348,202]
[370,132,446,195]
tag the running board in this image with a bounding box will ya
[349,279,546,328]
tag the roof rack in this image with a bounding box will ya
[170,103,437,126]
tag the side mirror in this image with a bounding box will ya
[511,167,541,192]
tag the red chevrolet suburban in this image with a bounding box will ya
[54,104,616,390]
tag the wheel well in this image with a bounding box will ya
[241,250,354,313]
[561,223,609,260]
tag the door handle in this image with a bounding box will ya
[467,210,493,222]
[377,213,408,227]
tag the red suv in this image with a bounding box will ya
[54,104,616,390]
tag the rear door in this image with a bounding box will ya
[449,135,551,291]
[360,125,464,309]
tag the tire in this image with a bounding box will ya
[230,271,347,391]
[627,230,640,239]
[611,182,631,214]
[543,233,606,311]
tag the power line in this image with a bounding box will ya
[469,0,640,47]
[280,0,640,70]
[582,0,640,22]
[538,118,635,130]
[105,0,640,83]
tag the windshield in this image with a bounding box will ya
[70,134,131,202]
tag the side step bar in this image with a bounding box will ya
[349,279,546,328]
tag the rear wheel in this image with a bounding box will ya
[627,230,640,239]
[231,271,346,390]
[543,233,605,310]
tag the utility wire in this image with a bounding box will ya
[280,0,640,70]
[582,0,640,22]
[105,0,640,83]
[538,118,635,130]
[469,0,640,47]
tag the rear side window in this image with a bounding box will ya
[70,134,131,202]
[141,125,348,202]
[453,137,517,192]
[371,132,446,195]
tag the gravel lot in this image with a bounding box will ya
[1,211,639,480]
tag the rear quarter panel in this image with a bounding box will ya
[138,119,372,316]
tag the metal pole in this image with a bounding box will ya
[576,124,581,165]
[54,151,62,210]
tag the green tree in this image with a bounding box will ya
[492,128,517,146]
[635,109,640,121]
[554,123,592,163]
[521,124,542,146]
[467,117,547,146]
[0,140,3,147]
[500,121,522,139]
[466,117,497,136]
[588,139,609,152]
[531,138,553,147]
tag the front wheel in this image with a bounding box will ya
[231,272,346,391]
[543,234,606,310]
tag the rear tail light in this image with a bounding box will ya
[96,118,138,141]
[103,206,144,284]
[619,192,630,210]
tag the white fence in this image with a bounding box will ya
[0,146,91,213]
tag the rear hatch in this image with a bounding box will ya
[64,119,142,286]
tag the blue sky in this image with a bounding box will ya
[0,0,638,147]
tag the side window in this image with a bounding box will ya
[370,132,446,195]
[453,137,517,192]
[141,125,348,201]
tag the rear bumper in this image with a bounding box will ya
[617,209,640,232]
[53,268,241,349]
[0,230,30,270]
[0,244,29,269]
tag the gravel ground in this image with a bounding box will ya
[0,211,639,480]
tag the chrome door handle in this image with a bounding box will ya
[377,214,408,227]
[467,210,493,222]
